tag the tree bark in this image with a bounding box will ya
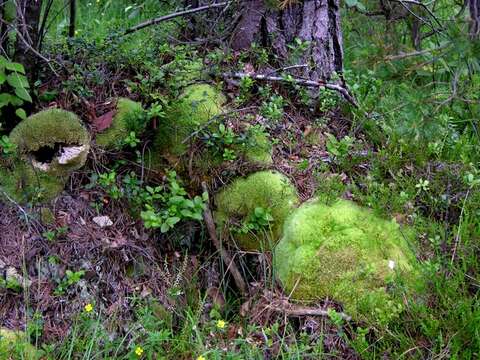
[69,0,77,38]
[231,0,344,82]
[14,0,42,86]
[469,0,480,37]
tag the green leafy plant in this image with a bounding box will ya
[325,133,353,164]
[234,207,274,235]
[140,171,207,232]
[54,270,85,295]
[0,56,31,122]
[98,171,122,199]
[0,135,16,155]
[261,94,285,121]
[238,75,254,103]
[123,131,140,148]
[201,123,245,161]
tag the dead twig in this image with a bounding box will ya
[201,182,248,297]
[223,71,359,108]
[273,304,352,322]
[124,2,230,36]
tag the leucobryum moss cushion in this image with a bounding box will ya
[95,98,144,149]
[2,108,90,202]
[154,84,225,157]
[274,198,418,324]
[9,108,90,176]
[214,171,299,251]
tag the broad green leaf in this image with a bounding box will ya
[5,62,26,74]
[0,72,6,85]
[14,86,32,102]
[7,73,29,89]
[345,0,358,6]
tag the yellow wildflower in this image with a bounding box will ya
[135,346,144,356]
[216,319,226,329]
[196,356,206,360]
[84,303,93,313]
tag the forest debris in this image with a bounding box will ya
[223,71,359,107]
[201,182,247,297]
[93,215,113,228]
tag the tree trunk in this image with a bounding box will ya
[469,0,480,37]
[231,0,343,82]
[69,0,77,38]
[14,0,42,86]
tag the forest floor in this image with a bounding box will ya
[1,1,480,359]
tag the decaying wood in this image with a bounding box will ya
[224,71,358,107]
[201,182,248,297]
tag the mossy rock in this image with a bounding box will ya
[214,171,299,251]
[154,84,226,158]
[0,328,42,359]
[274,199,419,324]
[95,98,144,149]
[9,108,90,177]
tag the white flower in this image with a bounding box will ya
[388,260,396,270]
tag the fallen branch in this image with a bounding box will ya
[384,44,449,61]
[124,2,229,35]
[201,182,248,297]
[276,304,352,321]
[223,72,358,107]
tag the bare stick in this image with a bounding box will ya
[223,71,358,107]
[124,2,229,36]
[276,304,352,322]
[201,182,248,297]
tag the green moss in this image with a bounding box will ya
[9,108,90,177]
[154,84,226,158]
[274,199,418,324]
[40,207,55,225]
[2,108,90,202]
[0,328,42,359]
[95,98,144,149]
[0,162,66,203]
[241,127,273,165]
[214,171,299,251]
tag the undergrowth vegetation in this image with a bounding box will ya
[0,0,479,359]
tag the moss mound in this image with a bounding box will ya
[0,163,66,203]
[9,108,90,176]
[154,84,226,158]
[2,108,90,202]
[274,199,418,324]
[241,127,273,165]
[95,98,144,149]
[214,171,299,251]
[0,328,42,359]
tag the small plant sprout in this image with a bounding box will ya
[124,131,140,148]
[415,179,430,193]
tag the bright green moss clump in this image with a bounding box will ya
[214,171,299,251]
[0,328,42,359]
[9,108,90,176]
[96,98,144,149]
[154,84,226,158]
[274,199,418,324]
[241,127,273,165]
[2,108,90,202]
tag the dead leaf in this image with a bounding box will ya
[93,110,116,132]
